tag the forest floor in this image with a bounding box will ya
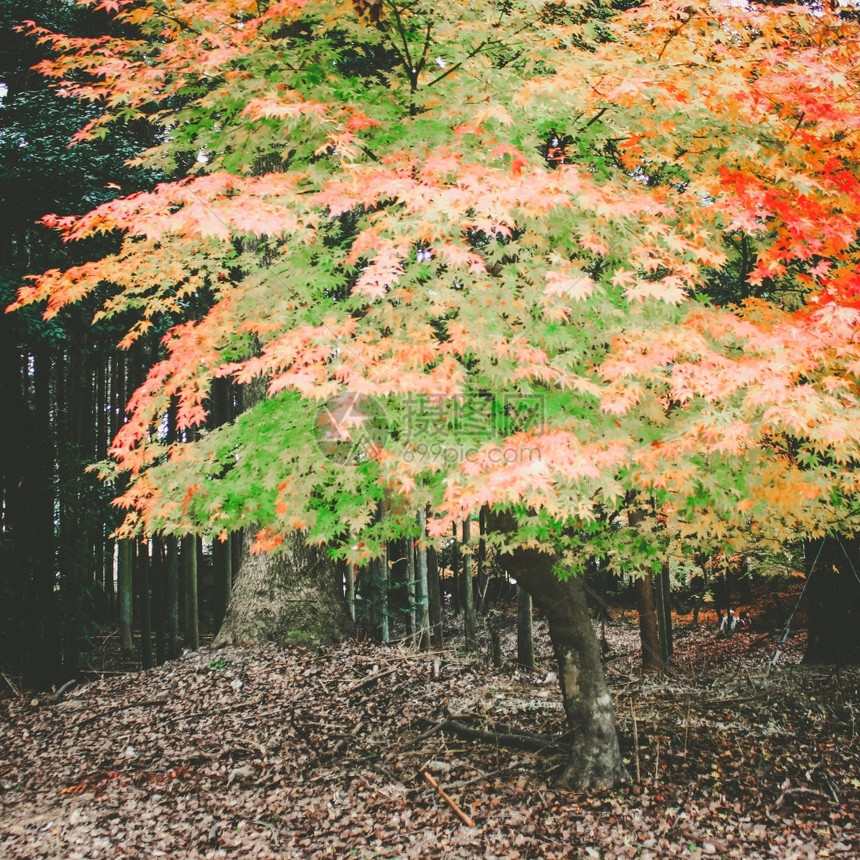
[1,589,859,860]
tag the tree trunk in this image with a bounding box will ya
[152,537,166,665]
[183,535,200,651]
[499,545,627,789]
[427,546,443,648]
[378,544,390,644]
[516,587,535,671]
[165,536,180,660]
[804,537,860,665]
[345,560,356,622]
[213,534,233,630]
[0,337,60,689]
[462,517,476,653]
[212,531,354,647]
[655,563,673,666]
[476,506,488,615]
[415,510,430,651]
[118,538,134,654]
[636,574,664,674]
[450,523,461,614]
[137,540,153,670]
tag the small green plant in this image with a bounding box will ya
[206,658,227,670]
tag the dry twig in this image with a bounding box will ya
[423,770,475,827]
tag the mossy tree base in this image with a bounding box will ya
[213,531,354,649]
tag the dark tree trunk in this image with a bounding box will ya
[427,546,443,648]
[0,336,60,688]
[804,537,860,665]
[212,534,233,629]
[376,544,389,644]
[516,586,535,671]
[500,546,627,789]
[118,538,134,655]
[636,574,664,674]
[137,540,153,670]
[152,537,166,665]
[415,510,430,651]
[450,523,460,615]
[462,517,476,652]
[58,327,98,679]
[476,505,488,615]
[655,563,673,665]
[212,531,354,648]
[345,560,356,622]
[183,535,200,651]
[165,535,181,660]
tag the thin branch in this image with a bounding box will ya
[1,672,23,700]
[657,12,696,62]
[423,770,475,827]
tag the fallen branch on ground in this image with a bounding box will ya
[52,679,78,704]
[445,720,569,753]
[423,770,475,827]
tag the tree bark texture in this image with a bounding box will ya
[427,546,443,648]
[635,574,664,674]
[213,531,354,648]
[655,563,673,665]
[462,517,476,652]
[183,535,200,651]
[516,587,535,671]
[491,532,627,789]
[118,538,134,654]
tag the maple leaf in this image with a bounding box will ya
[544,269,595,302]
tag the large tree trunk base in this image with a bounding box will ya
[213,532,354,648]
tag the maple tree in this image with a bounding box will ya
[11,0,860,785]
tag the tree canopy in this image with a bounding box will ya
[11,0,860,572]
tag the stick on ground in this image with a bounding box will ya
[423,770,475,827]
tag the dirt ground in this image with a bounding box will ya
[1,597,858,860]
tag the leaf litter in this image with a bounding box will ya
[1,615,858,860]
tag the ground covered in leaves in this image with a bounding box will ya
[1,614,858,860]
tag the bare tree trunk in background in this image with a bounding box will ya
[213,534,233,630]
[427,546,443,648]
[378,543,390,644]
[805,537,860,665]
[345,560,356,622]
[118,539,134,655]
[517,586,535,671]
[165,536,180,660]
[627,505,664,674]
[415,509,430,651]
[152,537,166,665]
[463,517,476,653]
[450,522,460,615]
[476,506,488,615]
[183,535,200,651]
[137,540,153,670]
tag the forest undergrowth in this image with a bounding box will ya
[1,596,858,860]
